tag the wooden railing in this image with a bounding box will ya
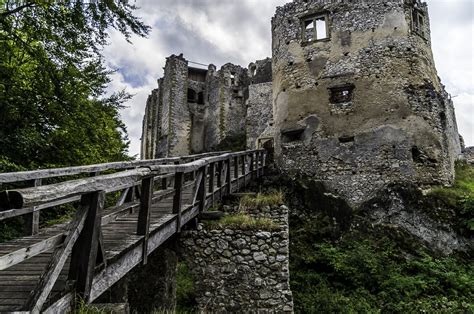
[0,151,228,235]
[0,149,267,313]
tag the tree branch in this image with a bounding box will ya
[1,2,35,18]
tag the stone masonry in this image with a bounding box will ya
[271,0,462,205]
[180,205,293,313]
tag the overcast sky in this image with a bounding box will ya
[104,0,474,158]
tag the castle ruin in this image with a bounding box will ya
[141,0,463,205]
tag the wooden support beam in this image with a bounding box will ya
[23,193,91,312]
[250,153,255,180]
[216,160,223,201]
[197,166,207,213]
[241,155,246,188]
[208,163,215,206]
[137,176,154,264]
[68,191,105,302]
[226,158,232,196]
[173,172,184,232]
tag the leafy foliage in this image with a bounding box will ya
[428,162,474,234]
[176,262,197,313]
[0,1,150,169]
[290,163,474,313]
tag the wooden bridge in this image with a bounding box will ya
[0,150,266,313]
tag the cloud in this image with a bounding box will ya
[104,0,474,157]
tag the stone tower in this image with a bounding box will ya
[271,0,462,205]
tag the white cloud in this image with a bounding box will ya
[104,0,474,157]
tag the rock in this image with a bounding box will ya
[253,252,267,262]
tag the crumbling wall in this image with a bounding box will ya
[247,59,274,150]
[180,205,293,313]
[141,88,160,160]
[271,0,462,205]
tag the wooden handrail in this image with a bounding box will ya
[0,151,228,184]
[0,150,264,211]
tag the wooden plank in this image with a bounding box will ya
[22,192,90,313]
[0,234,64,271]
[43,292,74,314]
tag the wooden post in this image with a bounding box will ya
[68,191,105,302]
[233,156,239,191]
[24,178,42,235]
[216,160,223,201]
[137,176,154,265]
[173,172,184,232]
[161,177,168,190]
[250,153,255,180]
[208,163,215,206]
[197,166,207,213]
[241,155,246,189]
[226,158,232,195]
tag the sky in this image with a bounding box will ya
[103,0,474,158]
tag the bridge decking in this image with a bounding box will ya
[0,150,265,313]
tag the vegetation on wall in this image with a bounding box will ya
[0,0,150,170]
[289,162,474,313]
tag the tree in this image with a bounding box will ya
[0,0,150,170]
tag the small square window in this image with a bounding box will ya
[302,14,329,42]
[329,84,355,104]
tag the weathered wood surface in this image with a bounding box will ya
[0,150,266,313]
[0,151,228,184]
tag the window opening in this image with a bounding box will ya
[187,88,196,103]
[197,92,204,105]
[316,17,327,40]
[412,9,425,37]
[303,14,329,42]
[230,73,236,86]
[329,84,355,104]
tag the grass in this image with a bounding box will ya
[206,213,279,231]
[239,191,284,210]
[428,162,474,232]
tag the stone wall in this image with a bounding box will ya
[180,205,293,313]
[247,82,274,149]
[271,0,462,205]
[463,147,474,165]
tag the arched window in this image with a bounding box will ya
[187,88,196,103]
